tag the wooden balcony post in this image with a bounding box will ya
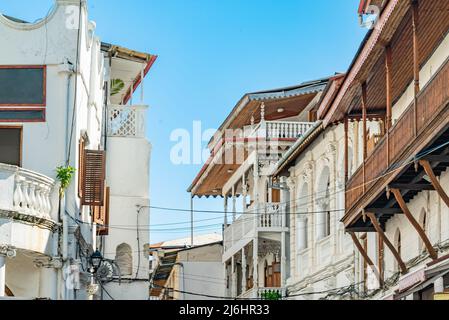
[344,116,349,183]
[366,212,407,275]
[412,0,420,136]
[391,189,438,260]
[385,45,392,168]
[362,82,368,192]
[385,45,393,131]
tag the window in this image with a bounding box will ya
[419,210,428,253]
[0,66,46,122]
[325,180,331,237]
[0,127,22,166]
[115,243,133,276]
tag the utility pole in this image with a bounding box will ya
[190,194,194,247]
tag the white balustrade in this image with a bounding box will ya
[224,203,286,254]
[107,105,147,138]
[247,121,314,140]
[0,163,56,220]
[258,203,286,228]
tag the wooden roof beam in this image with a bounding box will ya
[391,188,438,260]
[419,160,449,209]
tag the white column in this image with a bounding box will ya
[242,248,247,293]
[242,174,247,212]
[224,196,228,226]
[281,232,286,287]
[297,216,308,251]
[253,238,259,289]
[232,186,237,222]
[39,267,58,300]
[0,254,5,297]
[253,162,259,203]
[315,200,327,240]
[231,255,237,298]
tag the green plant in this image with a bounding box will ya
[110,79,125,96]
[56,166,76,196]
[260,290,282,301]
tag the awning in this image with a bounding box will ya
[395,268,449,300]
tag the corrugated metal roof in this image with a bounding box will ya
[248,78,329,101]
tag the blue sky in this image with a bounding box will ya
[1,0,366,243]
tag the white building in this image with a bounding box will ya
[188,79,329,299]
[331,0,449,300]
[0,0,155,300]
[149,234,223,300]
[270,75,358,300]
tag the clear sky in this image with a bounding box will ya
[1,0,366,243]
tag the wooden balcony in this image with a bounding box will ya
[344,56,449,228]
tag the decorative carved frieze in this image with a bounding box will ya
[34,256,63,269]
[0,245,16,258]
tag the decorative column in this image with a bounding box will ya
[35,257,63,300]
[281,231,287,287]
[241,248,247,293]
[242,174,248,212]
[297,216,308,251]
[224,195,228,226]
[232,186,237,222]
[231,255,237,298]
[253,238,259,290]
[0,245,16,297]
[315,198,329,241]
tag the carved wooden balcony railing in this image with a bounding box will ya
[346,56,449,215]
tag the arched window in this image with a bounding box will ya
[316,166,331,240]
[115,243,133,276]
[419,209,428,253]
[297,183,309,251]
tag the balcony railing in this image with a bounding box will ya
[0,163,58,221]
[246,121,314,140]
[346,56,449,214]
[224,203,287,251]
[107,105,147,138]
[237,287,286,300]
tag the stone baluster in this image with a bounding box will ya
[35,185,42,215]
[22,180,31,213]
[13,176,24,210]
[29,182,37,215]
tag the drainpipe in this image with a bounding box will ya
[57,60,75,300]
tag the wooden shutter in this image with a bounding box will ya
[78,138,86,198]
[81,150,106,206]
[95,186,110,236]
